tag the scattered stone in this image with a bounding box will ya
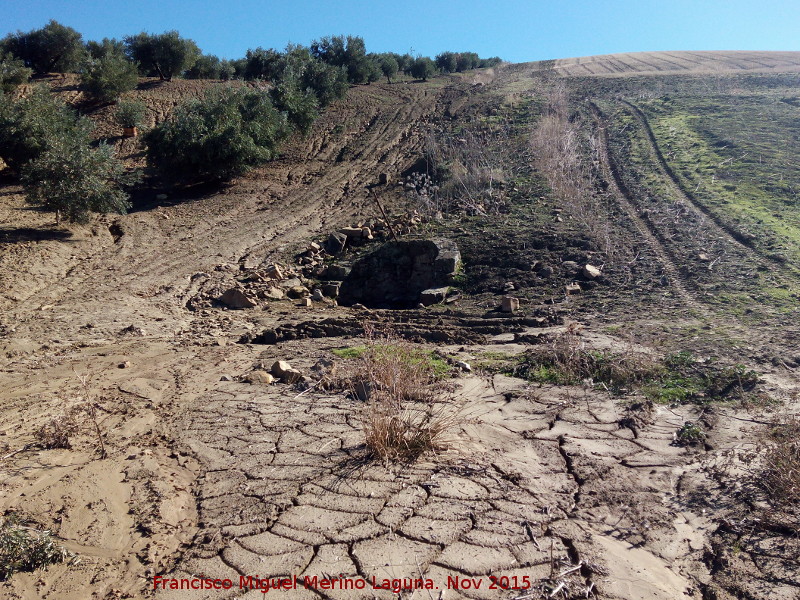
[220,288,257,309]
[455,361,472,372]
[537,264,554,277]
[246,370,275,385]
[220,375,233,382]
[311,289,325,302]
[582,264,602,279]
[299,297,312,307]
[119,324,146,336]
[698,253,710,262]
[339,227,365,241]
[379,172,389,185]
[321,283,340,298]
[420,287,449,306]
[263,287,285,300]
[118,361,131,369]
[502,281,515,293]
[156,193,168,201]
[562,261,579,274]
[271,360,303,384]
[325,232,347,255]
[286,285,309,299]
[308,241,321,253]
[264,264,284,280]
[566,283,582,295]
[501,296,520,313]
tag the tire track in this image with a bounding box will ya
[588,101,704,311]
[618,98,797,275]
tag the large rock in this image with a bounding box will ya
[325,232,347,255]
[339,239,461,308]
[219,288,257,309]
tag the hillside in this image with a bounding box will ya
[1,51,799,600]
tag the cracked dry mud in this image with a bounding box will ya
[158,362,707,600]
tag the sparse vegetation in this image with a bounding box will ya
[674,421,705,446]
[759,416,800,531]
[0,514,75,581]
[115,100,146,129]
[350,328,455,463]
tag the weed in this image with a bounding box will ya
[331,345,367,359]
[353,325,456,463]
[758,416,800,531]
[519,328,659,392]
[34,409,80,449]
[0,514,75,581]
[674,421,706,446]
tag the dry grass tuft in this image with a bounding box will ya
[760,416,800,531]
[354,325,456,463]
[521,324,659,391]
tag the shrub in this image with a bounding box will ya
[80,49,139,103]
[21,135,134,223]
[410,56,436,81]
[759,416,800,531]
[0,85,87,173]
[124,31,199,81]
[270,79,319,134]
[0,51,32,94]
[354,332,455,462]
[0,514,74,581]
[0,20,85,75]
[185,54,222,79]
[115,100,146,128]
[144,86,290,183]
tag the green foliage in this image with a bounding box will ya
[410,56,436,81]
[0,85,86,172]
[144,86,290,183]
[456,52,480,72]
[185,54,223,79]
[270,78,319,134]
[435,51,458,73]
[115,100,146,128]
[0,20,85,74]
[675,421,705,446]
[0,514,75,581]
[124,31,199,81]
[0,50,31,94]
[331,345,367,359]
[86,38,126,60]
[311,35,376,84]
[377,53,399,83]
[80,48,139,103]
[21,132,134,223]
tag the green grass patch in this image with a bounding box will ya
[333,344,452,379]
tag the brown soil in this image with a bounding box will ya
[1,54,799,600]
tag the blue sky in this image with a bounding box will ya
[3,0,798,63]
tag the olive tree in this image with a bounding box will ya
[124,31,199,81]
[144,87,290,183]
[0,20,85,74]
